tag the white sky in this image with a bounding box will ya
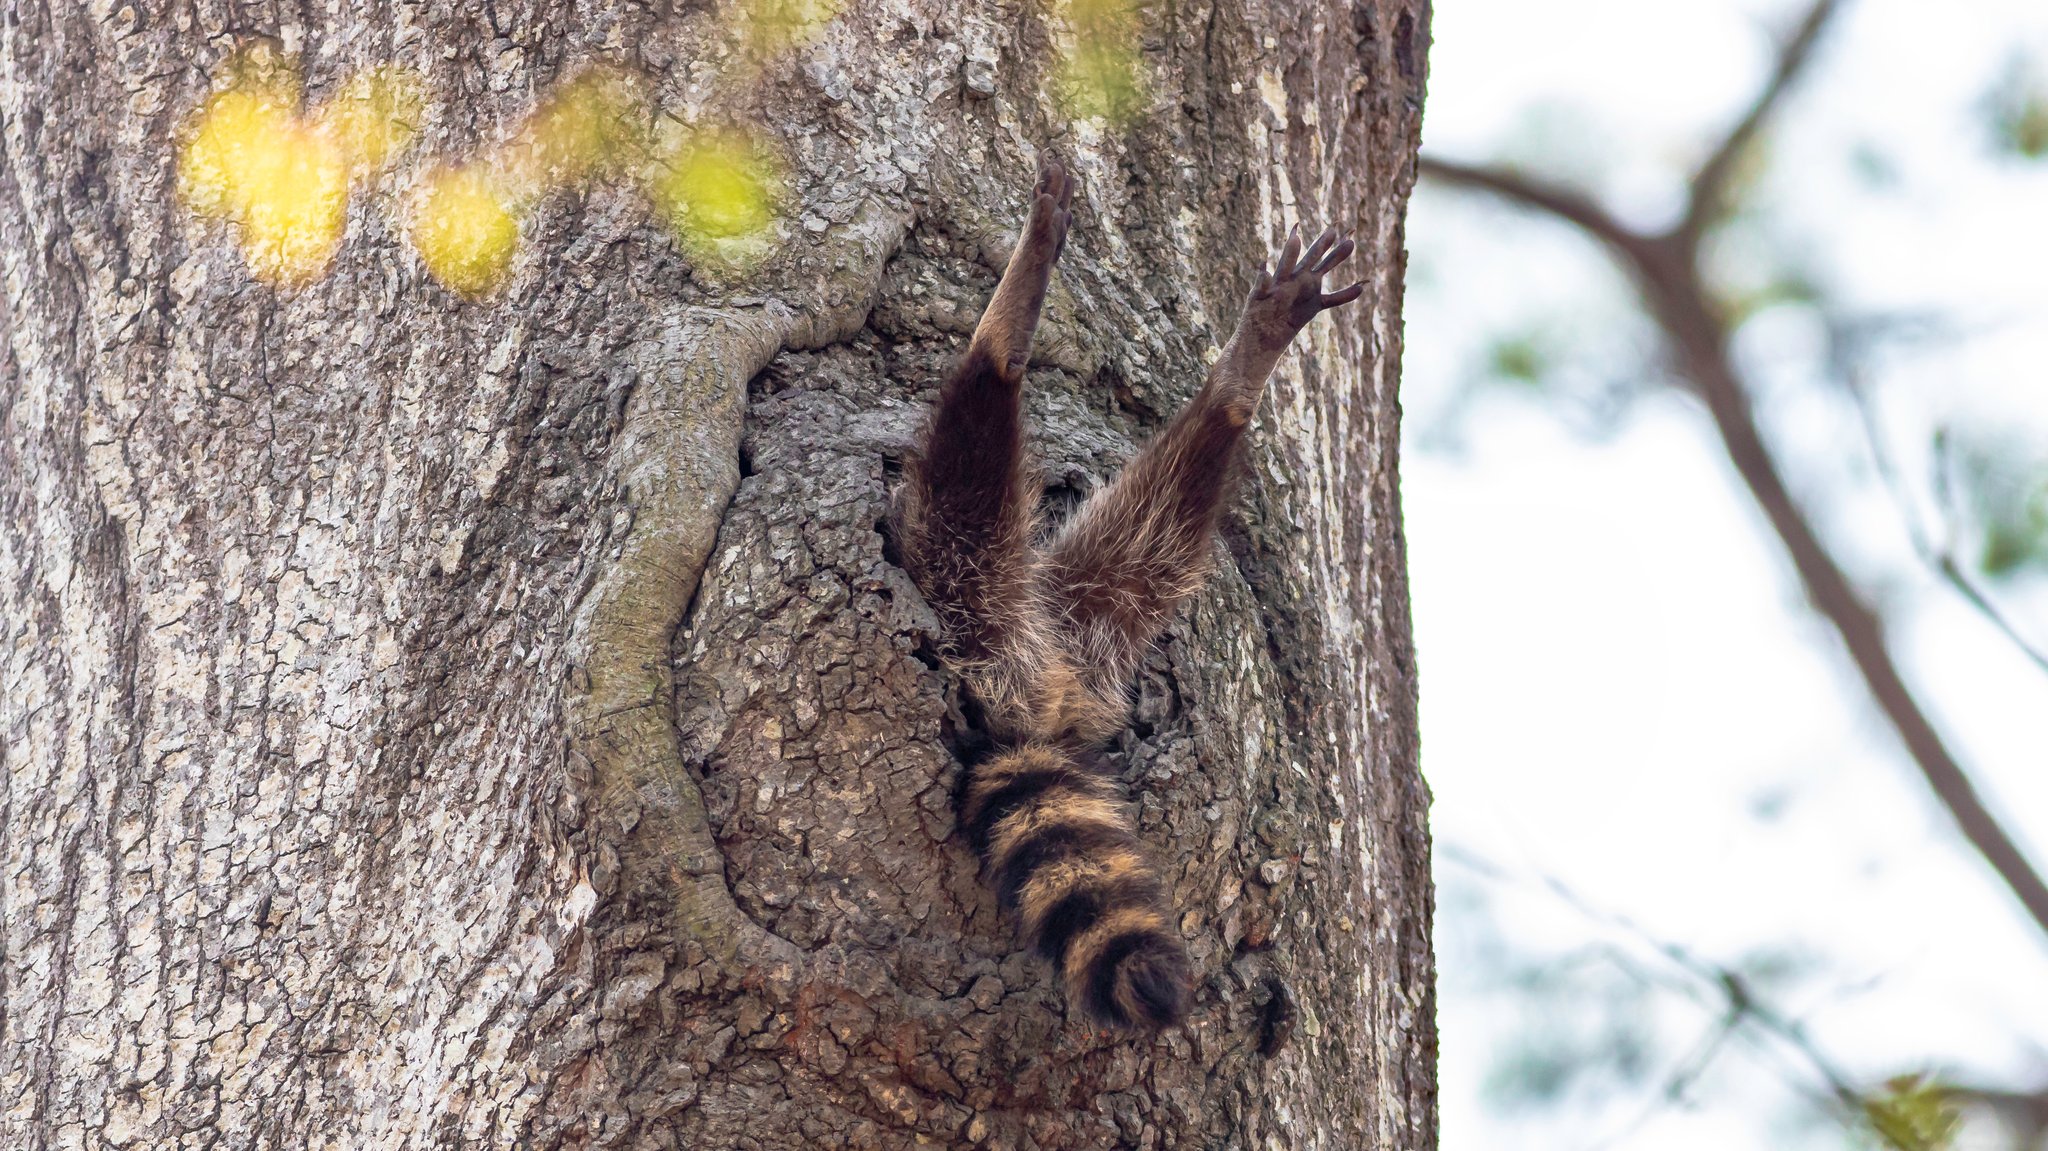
[1406,1,2048,1148]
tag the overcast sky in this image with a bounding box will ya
[1405,1,2048,1147]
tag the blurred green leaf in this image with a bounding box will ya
[1723,269,1823,327]
[1482,950,1662,1112]
[1485,329,1555,389]
[1863,1075,1962,1151]
[1429,307,1656,444]
[1980,55,2048,160]
[1699,210,1826,328]
[1938,428,2048,579]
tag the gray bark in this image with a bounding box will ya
[1,1,1434,1148]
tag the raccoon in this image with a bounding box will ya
[893,158,1361,1031]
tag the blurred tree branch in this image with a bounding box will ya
[1419,0,2048,942]
[1947,1084,2048,1149]
[1680,0,1845,240]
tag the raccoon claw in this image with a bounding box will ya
[1242,224,1362,353]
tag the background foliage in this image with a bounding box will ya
[1408,1,2048,1148]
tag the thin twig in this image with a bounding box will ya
[1681,0,1847,240]
[1836,357,2048,677]
[1580,1011,1744,1151]
[1447,849,1872,1132]
[1455,846,2048,1148]
[1932,557,2048,676]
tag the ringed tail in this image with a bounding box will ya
[960,744,1192,1031]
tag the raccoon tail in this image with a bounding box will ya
[960,744,1193,1031]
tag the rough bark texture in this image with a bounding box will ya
[1,1,1433,1148]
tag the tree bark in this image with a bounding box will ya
[0,1,1434,1148]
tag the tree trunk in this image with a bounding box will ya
[0,1,1433,1148]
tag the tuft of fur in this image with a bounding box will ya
[892,156,1363,1034]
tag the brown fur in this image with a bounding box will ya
[1015,848,1152,933]
[892,158,1364,1033]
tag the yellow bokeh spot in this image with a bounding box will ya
[178,85,349,284]
[526,67,645,184]
[1059,0,1144,123]
[179,88,293,217]
[1060,43,1142,122]
[741,0,842,53]
[236,129,348,284]
[411,168,520,296]
[178,52,422,285]
[176,50,796,290]
[653,136,776,247]
[316,67,424,172]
